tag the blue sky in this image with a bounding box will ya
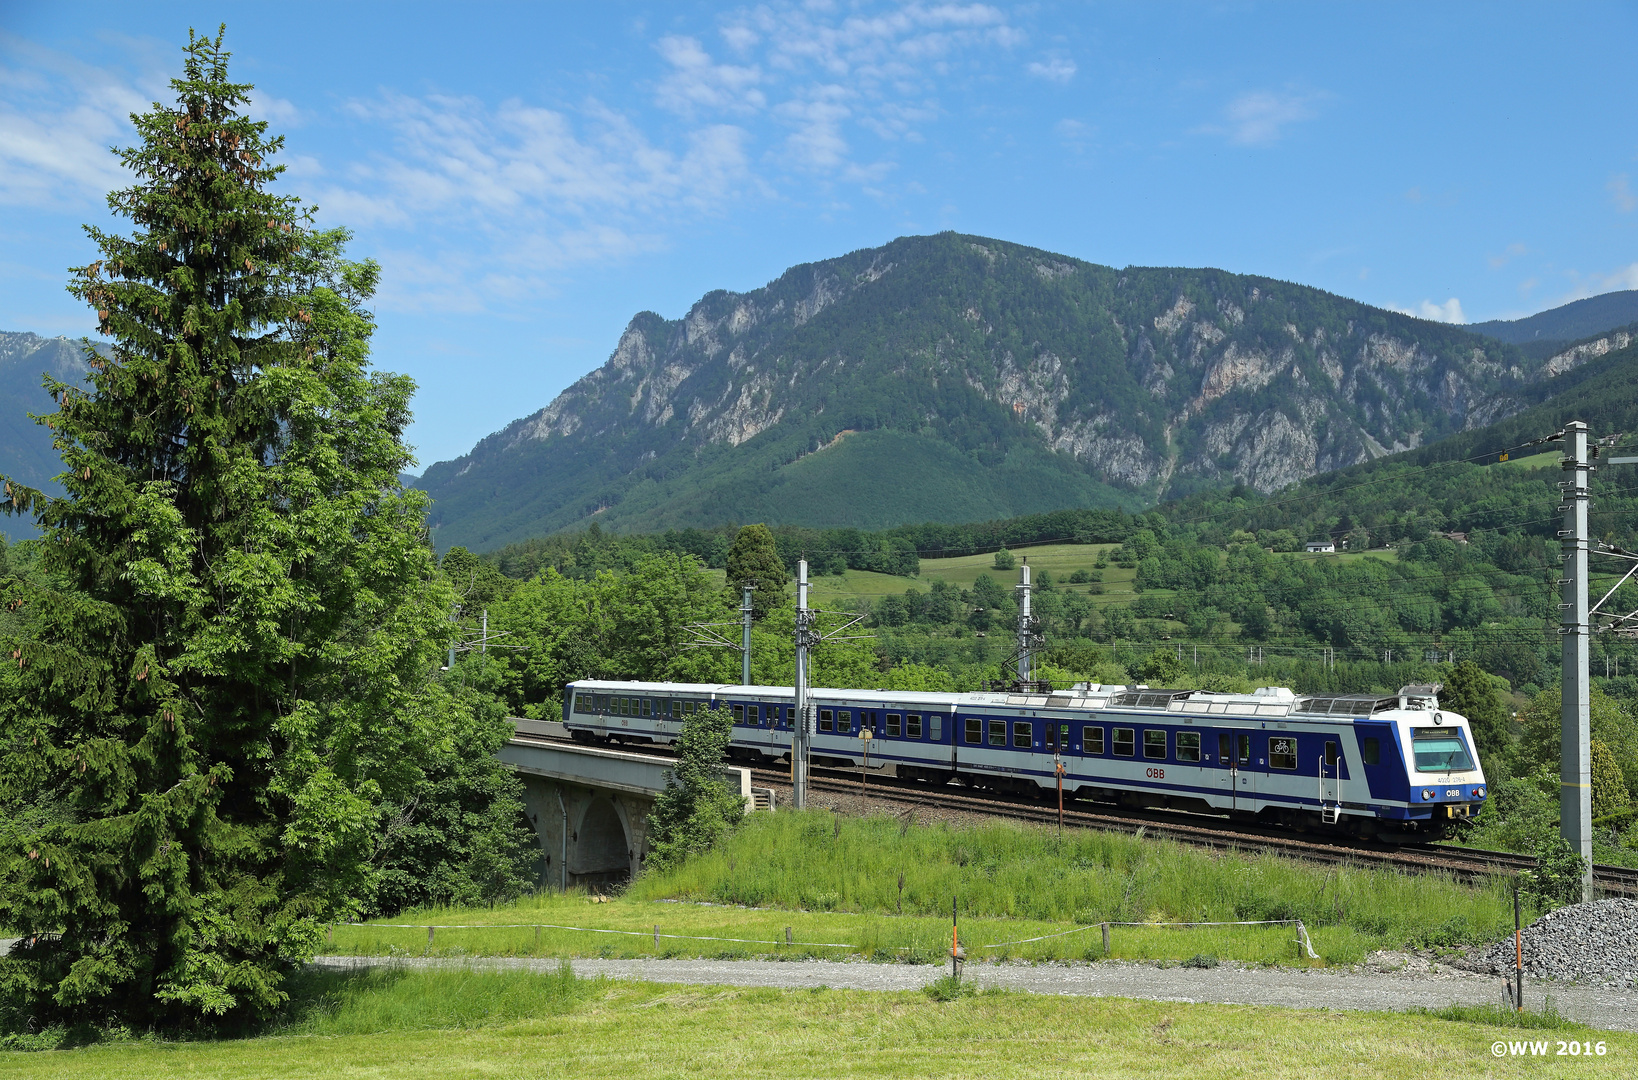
[3,2,1636,468]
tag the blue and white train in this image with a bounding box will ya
[562,679,1488,840]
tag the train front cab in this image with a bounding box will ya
[1366,710,1487,841]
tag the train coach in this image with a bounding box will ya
[562,679,1487,841]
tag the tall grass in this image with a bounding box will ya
[280,962,591,1036]
[627,810,1514,949]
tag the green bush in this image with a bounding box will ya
[923,974,974,1001]
[643,706,746,874]
[1522,835,1589,910]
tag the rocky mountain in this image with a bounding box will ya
[419,233,1569,552]
[0,332,93,541]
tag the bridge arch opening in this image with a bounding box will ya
[573,795,632,889]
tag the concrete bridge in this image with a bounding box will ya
[502,719,758,890]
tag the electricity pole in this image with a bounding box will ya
[1559,422,1593,900]
[740,584,754,686]
[1016,560,1034,684]
[787,559,868,809]
[792,559,815,810]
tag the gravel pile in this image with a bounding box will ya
[1476,897,1638,988]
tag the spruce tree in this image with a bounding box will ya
[1439,660,1510,769]
[725,523,787,619]
[0,28,465,1026]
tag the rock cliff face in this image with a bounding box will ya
[418,233,1546,551]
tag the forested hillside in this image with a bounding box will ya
[0,332,93,539]
[1468,289,1638,348]
[418,233,1554,552]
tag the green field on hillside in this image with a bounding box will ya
[806,543,1134,607]
[808,543,1396,610]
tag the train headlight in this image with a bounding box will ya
[1473,787,1486,799]
[1421,789,1435,801]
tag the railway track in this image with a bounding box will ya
[519,730,1638,897]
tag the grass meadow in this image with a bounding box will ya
[328,811,1518,967]
[2,967,1628,1080]
[2,815,1604,1077]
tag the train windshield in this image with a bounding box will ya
[1411,729,1474,772]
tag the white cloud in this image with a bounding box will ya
[691,1,1021,180]
[655,35,766,117]
[1390,298,1467,323]
[247,91,302,128]
[335,93,751,221]
[313,92,755,312]
[1026,56,1076,84]
[1610,173,1636,213]
[1488,242,1528,269]
[775,89,854,170]
[1199,89,1322,147]
[0,37,158,207]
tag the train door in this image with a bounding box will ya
[1216,730,1257,810]
[760,702,783,758]
[1318,739,1340,823]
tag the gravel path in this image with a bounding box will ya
[11,934,1633,1031]
[314,954,1638,1033]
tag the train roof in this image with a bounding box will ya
[568,679,1451,722]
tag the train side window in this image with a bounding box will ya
[1217,733,1231,762]
[1324,741,1338,767]
[619,697,630,716]
[907,714,922,739]
[1176,731,1201,762]
[732,704,745,723]
[930,716,942,741]
[1269,737,1298,770]
[643,698,654,717]
[965,718,982,744]
[1013,721,1032,748]
[671,699,682,717]
[1047,723,1069,751]
[1113,728,1135,757]
[819,709,834,732]
[1143,730,1167,760]
[1362,737,1380,765]
[572,694,586,714]
[747,705,759,724]
[837,710,852,734]
[1084,727,1104,755]
[989,720,1007,746]
[886,713,901,738]
[1236,734,1251,763]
